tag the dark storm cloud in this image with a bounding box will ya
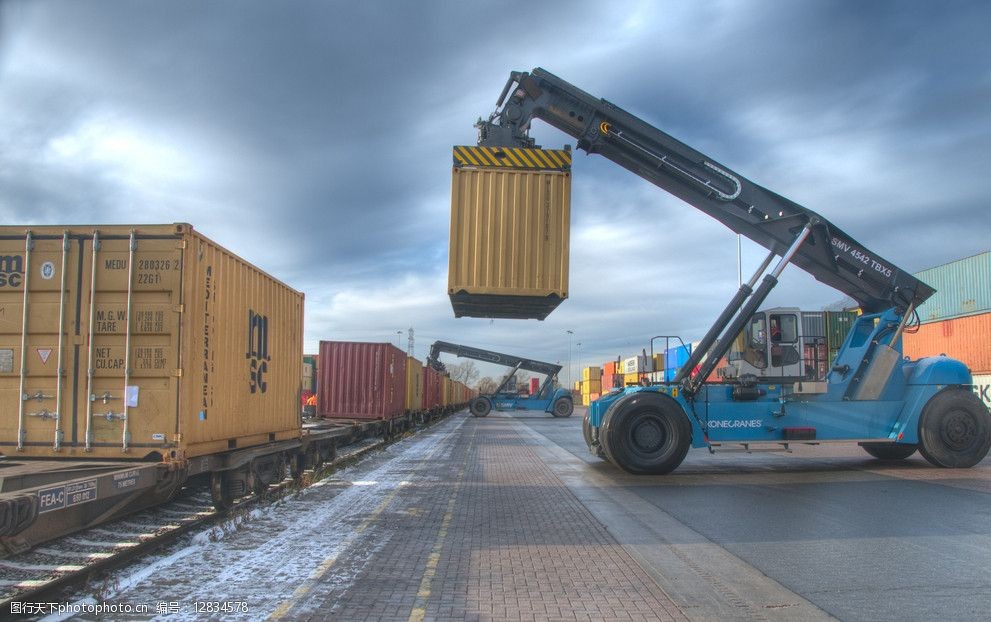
[1,0,989,376]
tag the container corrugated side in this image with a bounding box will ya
[448,156,571,321]
[422,366,441,411]
[317,341,407,420]
[902,311,991,373]
[0,223,303,460]
[582,367,601,380]
[915,252,991,323]
[405,357,423,412]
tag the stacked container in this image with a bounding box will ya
[903,252,991,409]
[317,341,407,421]
[581,366,602,406]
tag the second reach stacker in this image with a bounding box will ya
[426,341,573,418]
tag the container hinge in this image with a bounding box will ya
[27,409,59,420]
[176,240,187,249]
[94,410,127,422]
[172,368,183,377]
[23,391,54,402]
[91,391,120,404]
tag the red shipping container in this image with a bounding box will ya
[529,377,540,395]
[903,312,991,374]
[603,361,618,375]
[317,341,408,420]
[423,365,442,411]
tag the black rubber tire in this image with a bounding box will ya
[599,392,691,475]
[861,442,918,460]
[470,397,491,418]
[582,412,605,459]
[551,397,574,418]
[918,387,991,468]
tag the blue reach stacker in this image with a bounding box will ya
[466,67,991,473]
[426,340,574,418]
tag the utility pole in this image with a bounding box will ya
[566,330,574,388]
[407,327,414,357]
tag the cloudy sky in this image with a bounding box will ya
[1,0,989,386]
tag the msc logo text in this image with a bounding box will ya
[0,255,24,288]
[246,309,271,394]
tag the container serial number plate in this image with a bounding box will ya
[0,349,12,373]
[38,479,98,513]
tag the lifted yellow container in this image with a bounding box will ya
[0,224,303,461]
[448,146,571,320]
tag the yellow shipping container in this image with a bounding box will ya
[0,224,303,461]
[448,146,571,321]
[581,379,602,395]
[405,356,424,412]
[624,372,641,386]
[582,366,601,381]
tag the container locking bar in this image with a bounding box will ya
[85,231,101,452]
[54,231,69,451]
[122,230,137,452]
[17,231,34,451]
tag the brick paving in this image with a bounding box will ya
[296,415,688,621]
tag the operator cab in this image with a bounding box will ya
[725,307,815,382]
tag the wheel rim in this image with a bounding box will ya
[941,409,978,451]
[631,416,666,453]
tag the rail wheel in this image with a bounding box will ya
[861,442,917,460]
[600,392,691,475]
[210,472,236,513]
[551,397,573,418]
[470,397,491,418]
[918,388,991,468]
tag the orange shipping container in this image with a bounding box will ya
[903,312,991,374]
[0,224,303,460]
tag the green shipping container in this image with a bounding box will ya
[826,311,858,363]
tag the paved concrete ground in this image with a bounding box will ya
[64,408,991,621]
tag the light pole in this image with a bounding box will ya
[566,330,574,388]
[577,341,582,385]
[395,331,403,349]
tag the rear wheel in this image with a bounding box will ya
[552,397,573,418]
[600,392,691,475]
[861,442,917,460]
[918,388,991,468]
[470,397,491,418]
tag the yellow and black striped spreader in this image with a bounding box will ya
[453,145,571,171]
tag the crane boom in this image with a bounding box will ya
[475,68,933,314]
[426,340,562,377]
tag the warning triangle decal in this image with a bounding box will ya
[37,349,52,365]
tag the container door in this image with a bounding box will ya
[79,232,182,455]
[0,231,78,452]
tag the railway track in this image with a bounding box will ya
[0,412,454,611]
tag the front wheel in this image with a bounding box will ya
[918,388,991,468]
[861,442,917,460]
[470,397,491,418]
[551,397,573,418]
[600,392,691,475]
